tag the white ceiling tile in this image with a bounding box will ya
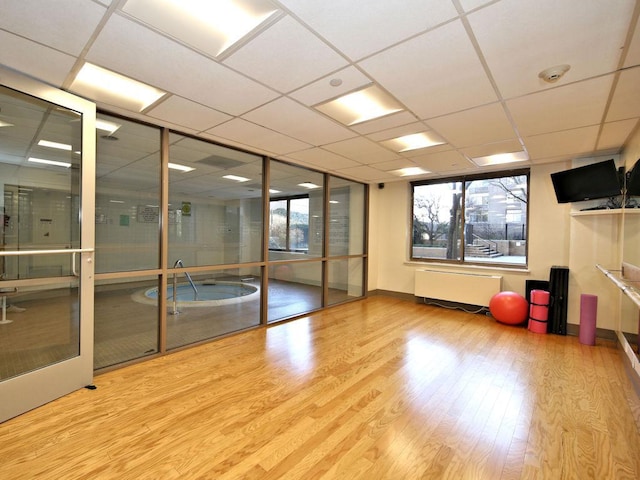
[199,132,273,157]
[0,0,107,55]
[370,159,419,172]
[411,150,477,173]
[359,20,497,119]
[427,103,517,148]
[469,0,635,98]
[507,76,614,137]
[597,119,639,151]
[458,0,495,12]
[332,165,392,182]
[205,118,311,155]
[289,66,371,106]
[283,148,361,170]
[87,14,279,116]
[223,16,348,93]
[276,0,459,61]
[323,137,399,164]
[624,14,640,68]
[242,97,356,145]
[524,126,600,161]
[0,31,76,87]
[607,67,640,122]
[147,96,233,132]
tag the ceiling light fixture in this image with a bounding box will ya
[168,162,195,172]
[28,157,72,168]
[269,189,281,194]
[471,151,529,167]
[298,182,320,189]
[223,174,250,182]
[71,63,166,112]
[383,132,446,152]
[315,85,403,125]
[0,120,14,127]
[393,167,429,177]
[122,0,279,57]
[96,119,121,135]
[38,140,73,151]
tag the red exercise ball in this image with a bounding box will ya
[489,291,529,325]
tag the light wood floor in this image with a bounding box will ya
[1,296,639,479]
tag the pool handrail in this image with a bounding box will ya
[171,260,198,314]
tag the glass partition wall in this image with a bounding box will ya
[93,115,367,370]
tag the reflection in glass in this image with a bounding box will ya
[327,258,363,306]
[0,85,81,279]
[329,176,365,256]
[165,267,261,349]
[94,276,159,370]
[95,114,161,273]
[269,161,324,260]
[0,281,79,380]
[268,261,322,322]
[0,85,83,380]
[168,133,263,267]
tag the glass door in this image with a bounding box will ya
[0,68,95,422]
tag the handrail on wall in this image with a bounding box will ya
[596,264,640,309]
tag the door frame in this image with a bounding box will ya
[0,66,96,422]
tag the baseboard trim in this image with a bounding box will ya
[368,289,417,302]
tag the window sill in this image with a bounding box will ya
[404,260,530,274]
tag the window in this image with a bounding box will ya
[269,195,310,252]
[412,170,528,266]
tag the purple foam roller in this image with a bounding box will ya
[579,294,597,346]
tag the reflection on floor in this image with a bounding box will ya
[0,279,354,378]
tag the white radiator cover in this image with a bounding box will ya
[415,269,502,307]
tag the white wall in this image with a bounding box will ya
[368,160,625,331]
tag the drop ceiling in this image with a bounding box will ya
[0,0,639,185]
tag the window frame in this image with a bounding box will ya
[268,194,311,253]
[410,168,530,267]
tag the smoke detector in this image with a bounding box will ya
[538,64,571,83]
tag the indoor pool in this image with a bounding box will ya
[133,281,259,307]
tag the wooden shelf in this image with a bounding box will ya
[570,209,622,216]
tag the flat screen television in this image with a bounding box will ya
[550,159,622,203]
[626,159,640,196]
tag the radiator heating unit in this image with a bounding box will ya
[415,269,502,308]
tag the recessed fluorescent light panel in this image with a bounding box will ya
[96,119,121,135]
[393,167,430,177]
[38,140,72,151]
[168,162,195,172]
[298,182,320,189]
[269,189,281,194]
[122,0,280,58]
[71,63,166,112]
[382,132,446,153]
[315,85,404,125]
[0,120,14,127]
[223,174,250,182]
[471,151,529,167]
[28,157,71,168]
